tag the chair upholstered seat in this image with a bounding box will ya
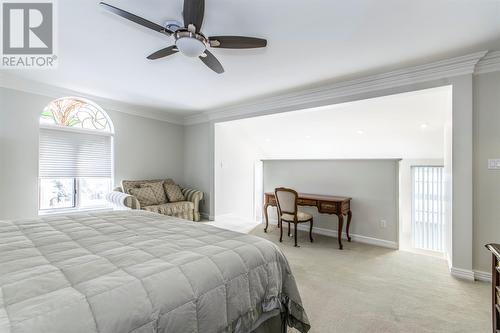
[281,211,313,222]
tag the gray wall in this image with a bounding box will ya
[0,87,185,219]
[473,71,500,273]
[263,159,399,244]
[109,109,184,185]
[183,122,212,217]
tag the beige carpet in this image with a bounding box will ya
[249,224,490,333]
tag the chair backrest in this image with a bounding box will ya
[275,187,298,218]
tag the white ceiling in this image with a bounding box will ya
[8,0,500,115]
[216,86,452,159]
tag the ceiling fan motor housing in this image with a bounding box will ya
[163,20,182,32]
[174,30,207,57]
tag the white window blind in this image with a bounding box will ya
[39,128,112,178]
[411,166,445,252]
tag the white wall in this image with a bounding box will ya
[443,109,453,266]
[219,87,449,160]
[263,159,400,245]
[473,71,500,273]
[0,87,185,219]
[449,74,475,273]
[215,122,264,220]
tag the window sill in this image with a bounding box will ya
[38,206,113,216]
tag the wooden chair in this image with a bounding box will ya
[275,187,313,247]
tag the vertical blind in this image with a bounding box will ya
[411,166,445,252]
[39,128,112,178]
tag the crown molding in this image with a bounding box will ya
[474,50,500,75]
[0,72,185,125]
[2,50,494,127]
[184,50,489,125]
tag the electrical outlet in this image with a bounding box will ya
[380,220,387,228]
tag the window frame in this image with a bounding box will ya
[38,97,115,216]
[38,177,113,215]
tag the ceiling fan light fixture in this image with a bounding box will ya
[176,36,206,57]
[100,0,267,73]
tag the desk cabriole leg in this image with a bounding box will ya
[337,214,344,250]
[264,203,270,232]
[346,210,352,242]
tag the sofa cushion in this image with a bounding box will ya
[143,201,194,216]
[163,184,185,202]
[129,187,159,207]
[122,179,175,195]
[140,181,167,204]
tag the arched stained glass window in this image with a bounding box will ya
[40,97,113,132]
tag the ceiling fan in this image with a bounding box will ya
[100,0,267,74]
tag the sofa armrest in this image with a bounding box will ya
[181,188,204,221]
[106,191,141,210]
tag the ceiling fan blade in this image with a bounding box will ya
[183,0,204,31]
[199,50,224,74]
[147,46,178,60]
[100,2,172,35]
[209,36,267,49]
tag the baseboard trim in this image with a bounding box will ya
[267,219,398,250]
[473,270,492,282]
[450,267,475,281]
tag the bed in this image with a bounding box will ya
[0,210,310,333]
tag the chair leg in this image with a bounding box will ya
[294,222,299,247]
[309,218,314,243]
[288,222,291,237]
[279,218,283,242]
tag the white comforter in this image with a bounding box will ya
[0,210,309,333]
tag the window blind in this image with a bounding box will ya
[39,128,112,178]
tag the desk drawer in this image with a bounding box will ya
[319,201,337,212]
[298,198,317,206]
[341,201,350,213]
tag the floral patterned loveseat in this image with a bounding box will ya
[106,179,204,221]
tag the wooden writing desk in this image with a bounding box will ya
[263,192,352,249]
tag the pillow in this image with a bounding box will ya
[163,184,185,202]
[129,187,159,207]
[140,181,167,204]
